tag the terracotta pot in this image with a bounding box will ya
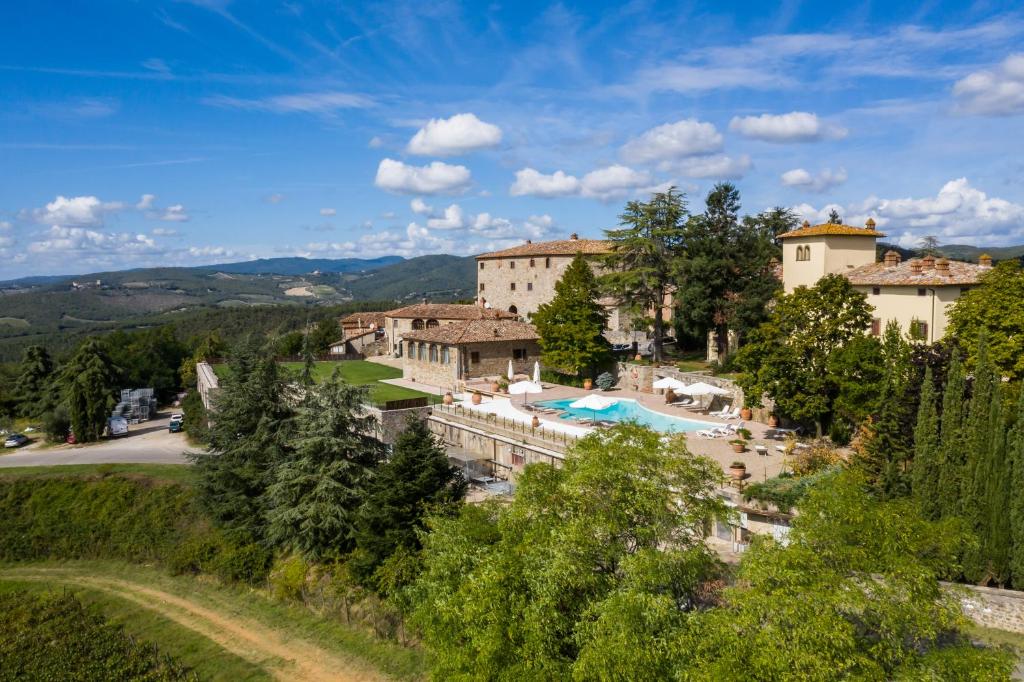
[635,354,643,362]
[665,389,676,404]
[768,414,779,428]
[471,392,482,405]
[531,415,540,428]
[583,378,593,390]
[741,407,752,420]
[729,464,746,479]
[490,381,500,392]
[442,392,454,405]
[731,442,746,454]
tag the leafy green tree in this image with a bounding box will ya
[266,372,384,560]
[602,188,688,362]
[531,253,610,376]
[911,366,942,519]
[191,343,295,544]
[936,353,968,520]
[15,345,55,419]
[827,335,886,432]
[409,423,726,679]
[110,326,187,402]
[351,417,466,593]
[735,274,874,436]
[179,330,226,388]
[948,260,1024,380]
[308,316,340,355]
[674,183,784,358]
[59,338,119,442]
[678,470,1013,679]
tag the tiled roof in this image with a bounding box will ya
[340,312,386,328]
[476,236,611,258]
[845,259,985,286]
[386,303,517,320]
[779,221,886,239]
[402,319,539,345]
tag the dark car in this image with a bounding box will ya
[168,420,183,433]
[4,433,29,448]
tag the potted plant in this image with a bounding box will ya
[531,415,541,428]
[471,391,482,405]
[767,414,779,428]
[729,439,747,454]
[497,378,509,393]
[442,392,454,405]
[583,377,593,390]
[740,405,752,420]
[665,388,676,404]
[490,378,500,392]
[736,427,752,440]
[729,461,747,479]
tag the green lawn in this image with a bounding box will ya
[215,360,440,406]
[0,463,197,484]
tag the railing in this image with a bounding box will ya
[432,403,580,449]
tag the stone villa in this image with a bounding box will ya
[383,303,517,358]
[780,219,989,342]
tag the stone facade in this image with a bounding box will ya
[196,361,220,411]
[403,337,541,391]
[363,404,433,446]
[384,304,516,357]
[954,583,1024,634]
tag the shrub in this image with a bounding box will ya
[270,554,309,602]
[789,440,844,477]
[540,369,585,388]
[595,372,616,390]
[210,543,273,586]
[42,406,70,443]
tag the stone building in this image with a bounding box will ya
[385,303,517,358]
[401,318,540,390]
[780,219,987,342]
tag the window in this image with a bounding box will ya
[442,347,450,364]
[870,318,881,336]
[529,258,535,267]
[417,343,425,361]
[479,261,485,270]
[479,282,485,292]
[513,348,528,360]
[545,257,551,268]
[429,344,438,362]
[917,288,926,297]
[470,351,480,364]
[510,282,516,291]
[527,282,533,291]
[509,305,518,315]
[412,318,425,330]
[426,319,439,328]
[795,245,810,261]
[407,341,415,358]
[512,452,525,466]
[393,319,398,328]
[910,320,929,342]
[510,260,515,269]
[872,287,880,296]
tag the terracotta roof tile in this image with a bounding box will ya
[845,259,986,286]
[340,312,387,328]
[402,319,539,345]
[385,303,517,320]
[779,222,886,239]
[476,237,611,258]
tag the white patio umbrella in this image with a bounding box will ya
[508,379,543,405]
[507,359,515,381]
[569,394,618,424]
[677,381,730,409]
[533,361,541,384]
[652,376,687,392]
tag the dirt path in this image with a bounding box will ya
[0,567,388,682]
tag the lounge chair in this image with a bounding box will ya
[723,407,742,420]
[708,404,731,417]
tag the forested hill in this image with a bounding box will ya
[341,254,476,301]
[201,255,404,275]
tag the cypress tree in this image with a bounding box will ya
[15,345,55,419]
[936,354,967,518]
[982,379,1011,585]
[962,334,996,583]
[301,321,315,387]
[911,367,941,519]
[1009,390,1024,586]
[59,338,119,442]
[853,353,911,499]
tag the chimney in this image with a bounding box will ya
[802,220,811,228]
[935,258,951,276]
[979,254,993,269]
[525,239,532,244]
[865,218,876,229]
[883,250,901,267]
[909,259,923,275]
[569,232,578,240]
[921,254,936,270]
[422,298,428,305]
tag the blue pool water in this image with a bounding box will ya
[534,397,715,433]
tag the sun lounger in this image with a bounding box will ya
[723,407,742,420]
[708,404,731,417]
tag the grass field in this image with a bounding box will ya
[215,360,441,405]
[0,463,196,483]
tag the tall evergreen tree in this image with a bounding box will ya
[601,188,687,362]
[937,353,968,518]
[962,334,997,583]
[911,367,941,519]
[15,345,55,419]
[300,319,315,386]
[827,208,842,224]
[853,369,911,499]
[981,378,1011,585]
[1008,390,1024,586]
[59,338,118,442]
[351,417,467,593]
[532,253,610,377]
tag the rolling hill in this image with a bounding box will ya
[201,255,403,275]
[934,244,1024,262]
[340,254,476,302]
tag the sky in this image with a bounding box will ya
[2,0,1024,279]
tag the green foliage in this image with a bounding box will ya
[15,345,54,419]
[602,188,688,362]
[948,260,1024,380]
[351,418,466,593]
[1009,390,1024,584]
[595,371,616,390]
[0,591,196,681]
[938,353,969,518]
[179,330,226,388]
[681,470,1014,680]
[59,337,119,442]
[105,326,187,402]
[531,253,610,376]
[734,274,874,435]
[42,404,71,442]
[266,372,384,561]
[180,389,209,444]
[827,334,886,429]
[742,468,837,513]
[911,366,942,519]
[539,368,586,388]
[409,423,727,679]
[269,554,310,602]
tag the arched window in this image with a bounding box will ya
[442,347,450,364]
[429,344,438,362]
[417,343,426,361]
[796,245,810,262]
[509,305,518,315]
[412,318,425,330]
[407,341,415,358]
[529,258,535,267]
[426,319,439,328]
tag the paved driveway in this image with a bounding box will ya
[0,414,197,468]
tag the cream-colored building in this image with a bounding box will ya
[384,303,516,357]
[779,220,988,342]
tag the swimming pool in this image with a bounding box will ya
[534,397,716,433]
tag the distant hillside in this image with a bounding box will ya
[201,255,404,275]
[340,254,477,302]
[936,244,1024,262]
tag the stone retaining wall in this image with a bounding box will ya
[951,582,1024,634]
[363,405,433,446]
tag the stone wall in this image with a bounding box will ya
[469,339,539,381]
[363,404,433,446]
[953,583,1024,634]
[196,361,220,411]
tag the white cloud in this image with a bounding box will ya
[781,167,848,192]
[620,119,723,164]
[374,158,472,195]
[410,198,433,215]
[29,195,124,227]
[675,154,751,179]
[510,168,581,197]
[188,246,234,258]
[0,221,11,230]
[28,225,158,255]
[407,113,502,156]
[151,227,178,236]
[157,204,189,222]
[953,53,1024,115]
[729,111,847,143]
[319,207,336,216]
[794,178,1024,246]
[266,193,285,204]
[368,136,384,148]
[136,194,156,210]
[426,204,466,230]
[201,91,374,114]
[580,165,651,200]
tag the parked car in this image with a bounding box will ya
[169,414,184,433]
[4,433,29,448]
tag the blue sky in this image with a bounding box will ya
[2,0,1023,278]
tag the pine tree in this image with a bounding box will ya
[15,345,55,419]
[937,353,967,518]
[300,320,315,387]
[59,338,118,442]
[532,253,611,377]
[1008,390,1024,586]
[911,367,941,519]
[351,417,467,593]
[853,370,910,499]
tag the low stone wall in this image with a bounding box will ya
[364,405,433,446]
[952,583,1024,634]
[196,361,220,411]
